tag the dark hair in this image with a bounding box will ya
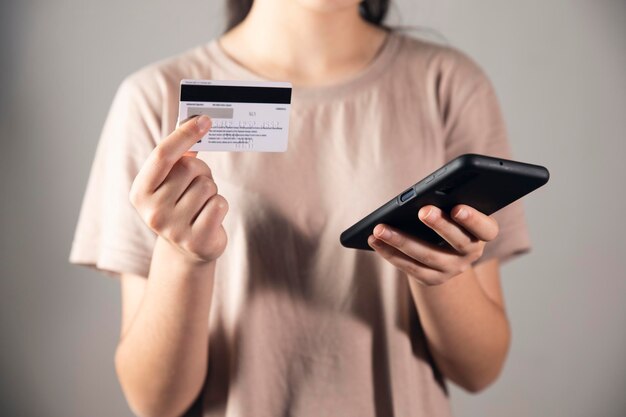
[225,0,390,32]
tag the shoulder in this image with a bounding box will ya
[105,42,220,139]
[393,31,494,97]
[115,42,217,107]
[396,32,488,79]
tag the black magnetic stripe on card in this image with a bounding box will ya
[180,84,292,104]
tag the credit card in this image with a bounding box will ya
[178,79,292,152]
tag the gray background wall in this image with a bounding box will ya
[1,0,625,416]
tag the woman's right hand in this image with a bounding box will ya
[129,115,229,264]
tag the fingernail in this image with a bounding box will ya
[420,206,433,220]
[374,225,391,240]
[196,115,211,131]
[455,208,468,220]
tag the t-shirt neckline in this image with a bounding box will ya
[206,30,401,102]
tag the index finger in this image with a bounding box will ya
[140,115,211,191]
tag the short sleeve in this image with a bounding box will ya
[436,49,531,265]
[69,75,162,277]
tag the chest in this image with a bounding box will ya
[199,94,445,240]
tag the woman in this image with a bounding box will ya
[70,0,531,416]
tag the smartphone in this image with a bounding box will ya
[339,153,550,250]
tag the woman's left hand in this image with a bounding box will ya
[368,204,499,286]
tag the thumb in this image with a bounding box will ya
[180,115,202,159]
[139,115,210,191]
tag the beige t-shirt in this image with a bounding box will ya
[70,30,531,417]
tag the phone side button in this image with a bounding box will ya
[424,175,435,183]
[400,188,417,203]
[434,167,447,178]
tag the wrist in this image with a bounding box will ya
[407,267,473,295]
[153,237,217,275]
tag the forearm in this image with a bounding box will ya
[408,265,510,392]
[115,237,215,417]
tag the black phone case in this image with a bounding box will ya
[340,154,550,250]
